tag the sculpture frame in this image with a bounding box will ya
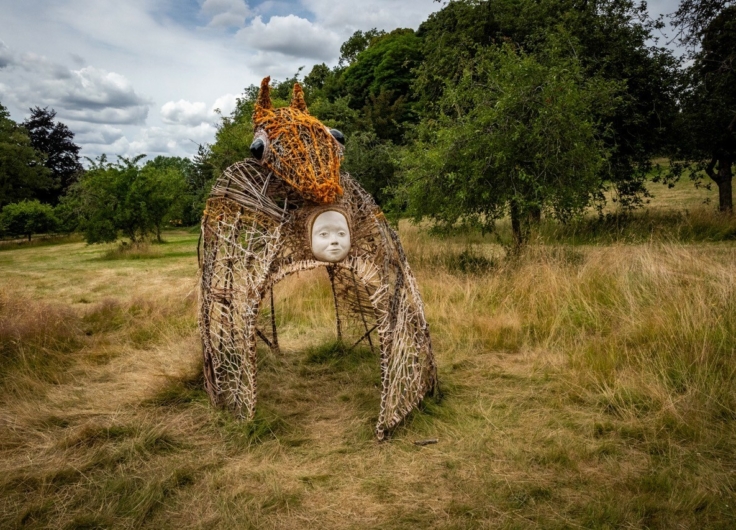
[198,79,438,439]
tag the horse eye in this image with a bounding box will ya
[250,138,265,160]
[329,129,345,145]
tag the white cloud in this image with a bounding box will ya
[211,93,237,116]
[161,99,210,126]
[237,15,341,60]
[201,0,251,28]
[160,93,237,126]
[300,0,439,34]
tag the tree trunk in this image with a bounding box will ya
[510,199,523,248]
[156,224,162,243]
[528,204,541,226]
[717,174,732,213]
[706,156,734,213]
[27,233,32,242]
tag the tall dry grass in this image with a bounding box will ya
[0,228,734,528]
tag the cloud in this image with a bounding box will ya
[73,123,125,144]
[212,93,237,116]
[237,15,341,60]
[161,99,210,126]
[201,0,251,28]
[160,93,236,126]
[60,67,148,112]
[0,42,15,69]
[1,54,150,125]
[300,0,439,34]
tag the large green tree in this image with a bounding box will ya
[413,0,678,209]
[668,5,736,211]
[0,200,58,241]
[23,107,83,204]
[72,155,186,243]
[402,42,619,245]
[0,102,52,208]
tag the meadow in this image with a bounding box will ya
[1,179,735,529]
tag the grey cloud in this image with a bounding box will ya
[74,124,125,144]
[0,42,16,69]
[2,60,151,125]
[61,105,149,125]
[70,53,86,67]
[58,67,149,111]
[201,0,251,28]
[18,53,73,79]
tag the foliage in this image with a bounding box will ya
[401,41,619,244]
[0,102,52,208]
[341,131,397,207]
[665,5,736,211]
[670,0,735,50]
[338,28,386,66]
[412,0,678,209]
[22,107,83,205]
[0,199,58,241]
[72,155,187,243]
[341,28,423,142]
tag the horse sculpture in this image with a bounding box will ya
[198,77,437,439]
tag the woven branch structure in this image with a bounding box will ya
[198,78,437,439]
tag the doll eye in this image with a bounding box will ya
[329,129,345,145]
[250,138,265,160]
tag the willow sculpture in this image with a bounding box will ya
[198,77,437,439]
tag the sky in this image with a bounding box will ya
[0,0,681,162]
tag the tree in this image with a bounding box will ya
[401,42,618,245]
[0,102,52,208]
[0,200,58,241]
[338,29,386,66]
[667,5,736,211]
[342,131,398,207]
[341,28,423,133]
[133,163,187,241]
[671,0,735,50]
[23,107,83,204]
[412,0,678,209]
[73,155,187,243]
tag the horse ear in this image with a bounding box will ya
[290,83,308,113]
[254,77,272,120]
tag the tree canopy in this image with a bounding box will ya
[0,102,52,209]
[71,155,187,243]
[23,107,83,205]
[401,40,618,244]
[667,4,736,211]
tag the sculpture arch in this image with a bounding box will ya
[198,79,437,439]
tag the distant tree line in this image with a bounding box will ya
[1,0,734,246]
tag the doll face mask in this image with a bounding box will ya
[311,210,351,262]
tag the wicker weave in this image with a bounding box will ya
[198,78,437,439]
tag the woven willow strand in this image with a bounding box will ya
[198,80,437,439]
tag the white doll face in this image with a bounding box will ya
[311,210,351,262]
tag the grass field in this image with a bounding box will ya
[1,179,735,529]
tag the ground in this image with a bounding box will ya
[1,178,735,529]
